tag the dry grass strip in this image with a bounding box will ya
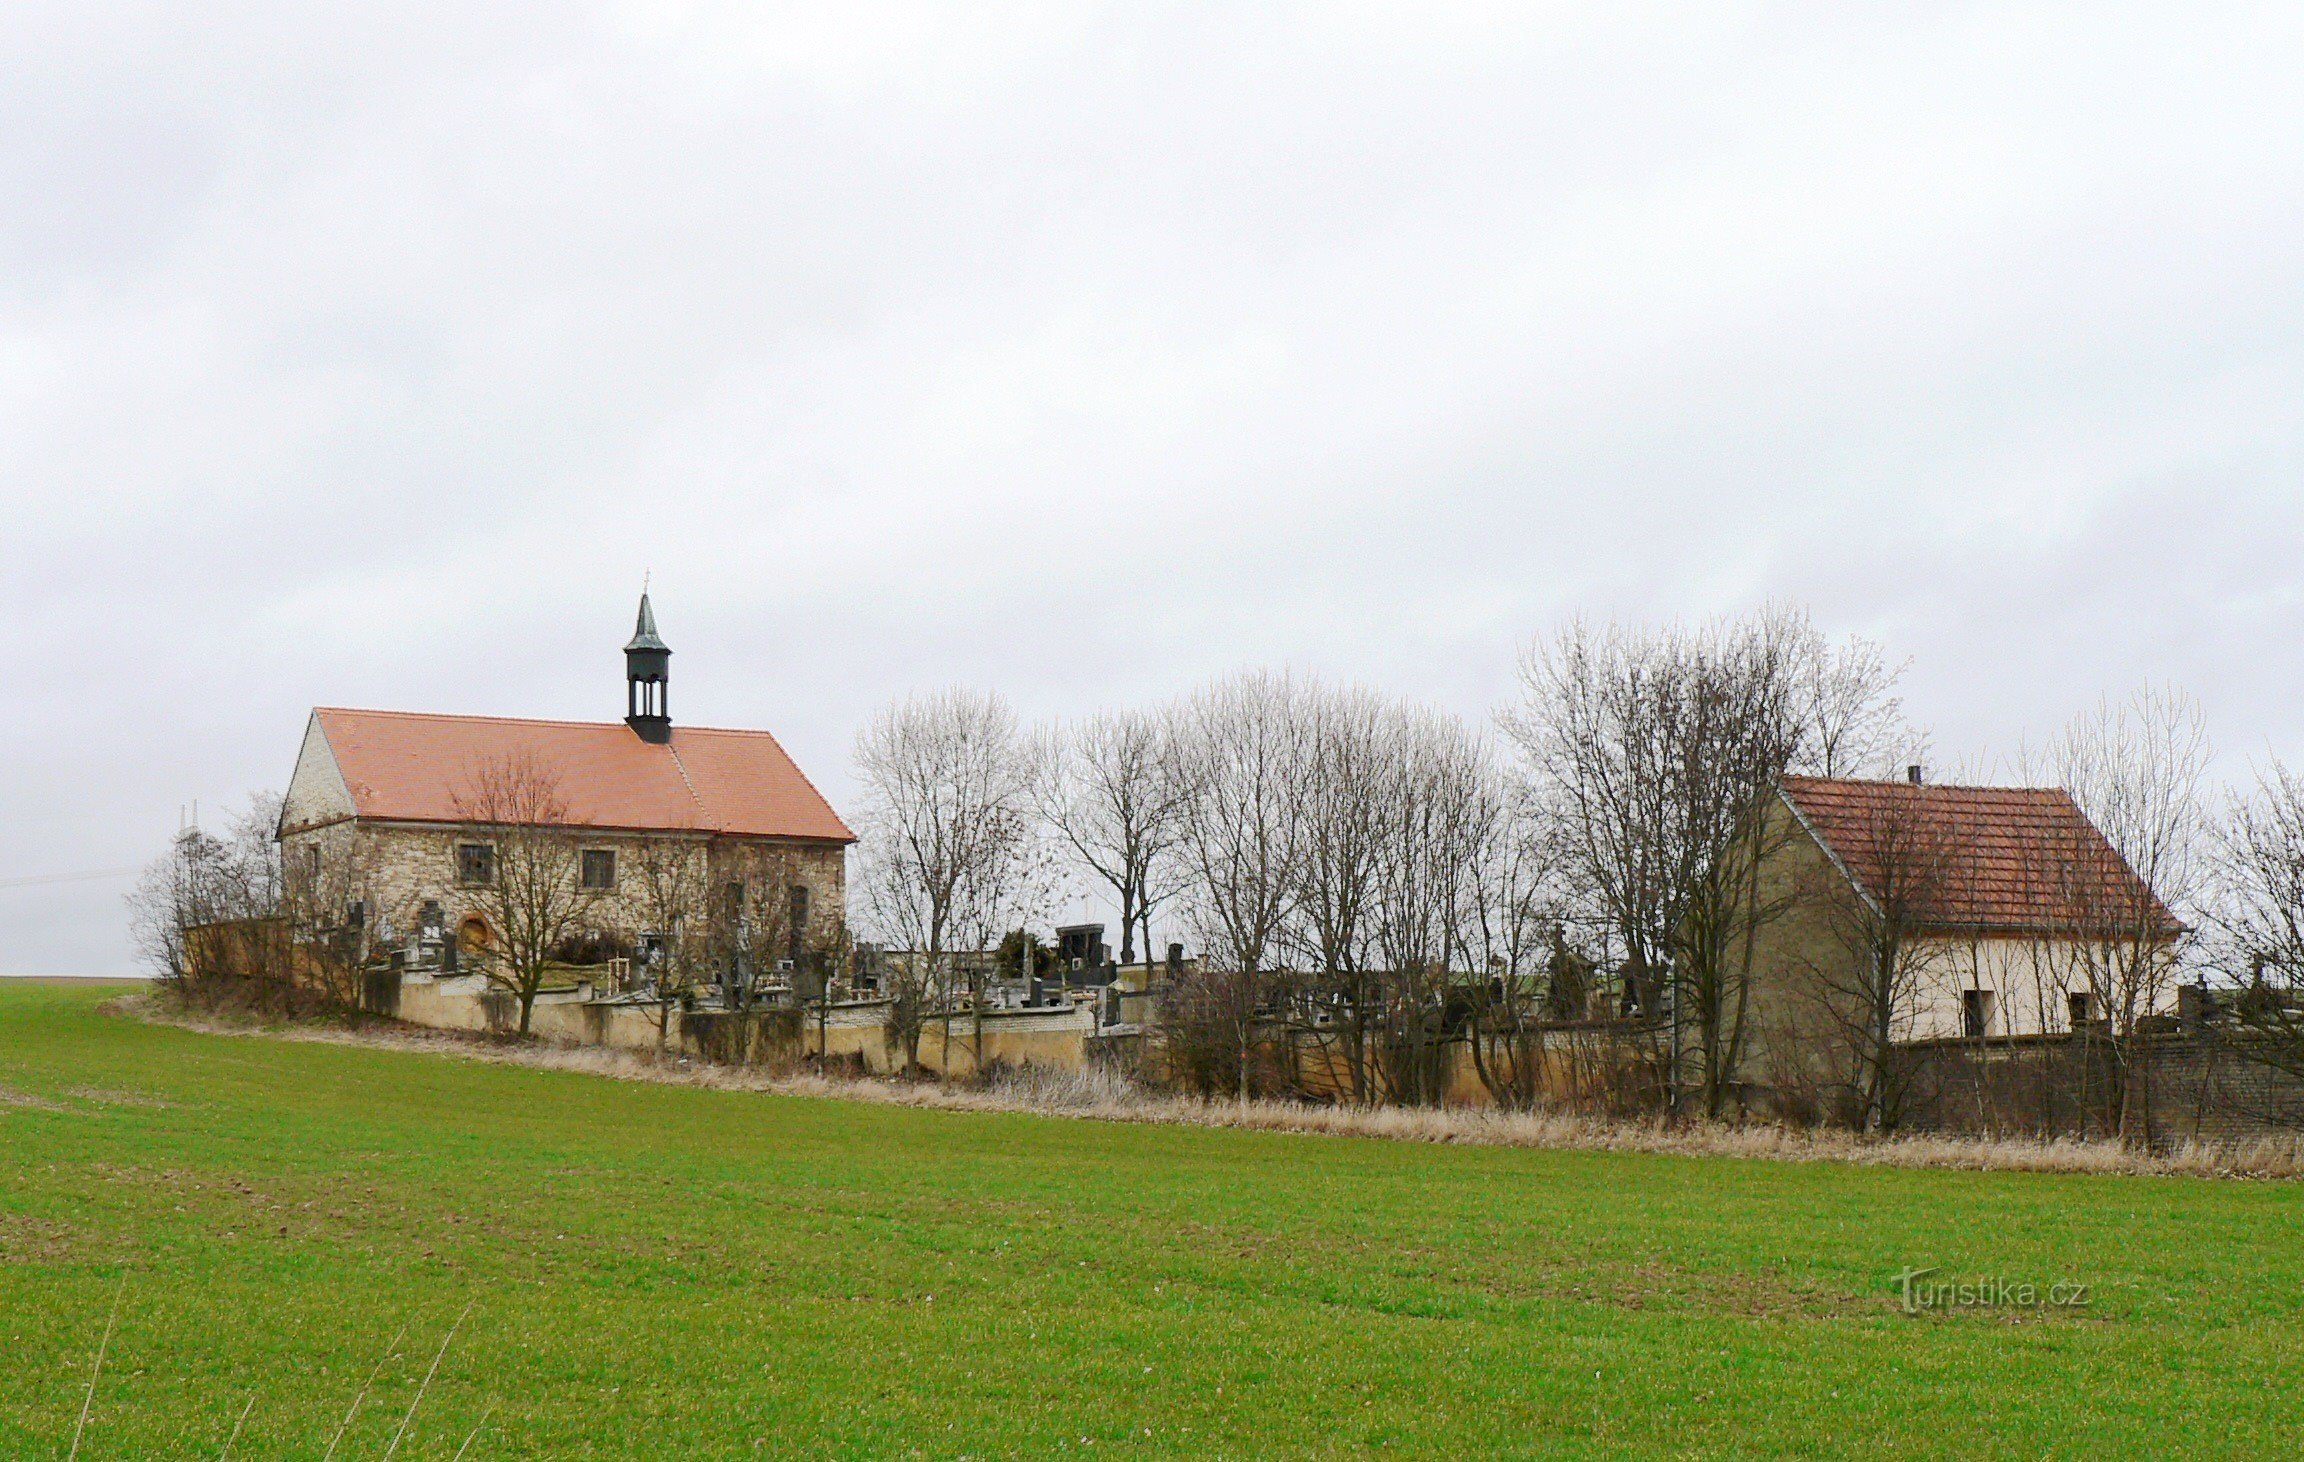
[114,995,2304,1181]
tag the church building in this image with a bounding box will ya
[274,595,852,1031]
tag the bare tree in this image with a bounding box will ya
[450,752,605,1036]
[1285,684,1392,1101]
[280,824,385,1010]
[1671,615,1812,1118]
[2032,686,2207,1145]
[1164,671,1310,1100]
[232,794,287,917]
[702,842,852,1071]
[2213,758,2304,1079]
[1502,619,1694,1027]
[1037,708,1186,966]
[128,831,211,986]
[624,835,710,1045]
[1367,706,1496,1106]
[1791,781,1963,1130]
[1458,787,1569,1110]
[726,844,833,1001]
[853,689,1040,1077]
[1504,611,1836,1117]
[809,919,859,1067]
[1790,628,1924,779]
[130,795,286,994]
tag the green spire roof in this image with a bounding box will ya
[624,592,669,653]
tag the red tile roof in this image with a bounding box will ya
[1778,775,2177,937]
[309,708,853,843]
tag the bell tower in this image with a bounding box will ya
[624,590,672,743]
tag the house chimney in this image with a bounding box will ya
[1907,764,1923,786]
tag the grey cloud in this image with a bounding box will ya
[5,3,2302,970]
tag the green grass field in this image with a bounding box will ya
[2,980,2300,1458]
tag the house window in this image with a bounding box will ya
[1962,989,1996,1039]
[456,843,497,887]
[581,849,616,891]
[2068,991,2096,1027]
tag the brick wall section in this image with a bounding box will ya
[1898,1032,2304,1141]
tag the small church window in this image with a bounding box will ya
[581,849,616,891]
[457,843,497,887]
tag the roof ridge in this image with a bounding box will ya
[317,707,630,731]
[315,707,803,737]
[1781,773,2069,796]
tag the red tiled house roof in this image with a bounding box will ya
[1777,775,2178,938]
[295,708,853,843]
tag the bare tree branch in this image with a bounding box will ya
[853,689,1040,1076]
[450,752,603,1036]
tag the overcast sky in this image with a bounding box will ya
[6,3,2302,972]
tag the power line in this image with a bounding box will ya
[0,868,141,892]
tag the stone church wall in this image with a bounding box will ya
[278,820,845,957]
